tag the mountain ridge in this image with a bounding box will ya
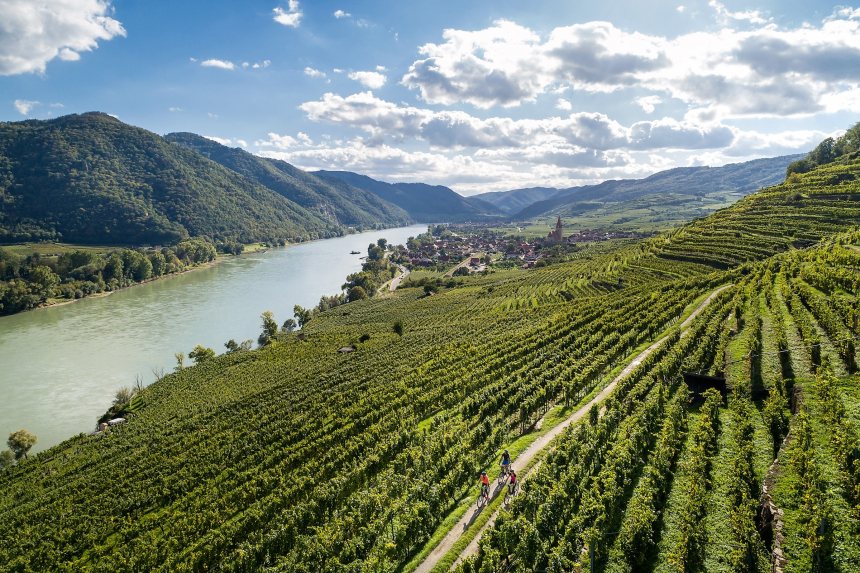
[314,170,504,222]
[165,133,412,229]
[0,113,341,245]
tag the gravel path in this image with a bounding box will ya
[412,284,732,573]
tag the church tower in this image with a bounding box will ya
[547,216,563,243]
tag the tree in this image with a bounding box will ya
[282,318,297,332]
[175,352,185,371]
[393,320,404,336]
[148,251,167,276]
[103,254,124,283]
[7,429,37,460]
[377,238,388,250]
[225,339,240,353]
[258,311,279,346]
[347,285,368,302]
[189,344,216,364]
[29,265,59,291]
[0,449,14,469]
[367,243,384,261]
[294,304,312,328]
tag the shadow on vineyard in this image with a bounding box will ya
[1,151,860,572]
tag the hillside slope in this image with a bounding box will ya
[471,186,559,215]
[0,155,858,572]
[165,133,411,229]
[0,113,340,245]
[315,170,503,222]
[514,154,800,226]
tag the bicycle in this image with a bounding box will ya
[477,484,490,508]
[498,462,511,485]
[504,480,518,505]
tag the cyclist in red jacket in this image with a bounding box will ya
[479,471,490,499]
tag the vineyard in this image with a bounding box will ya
[1,155,859,573]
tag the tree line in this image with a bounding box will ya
[0,238,217,315]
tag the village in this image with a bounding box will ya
[391,218,646,273]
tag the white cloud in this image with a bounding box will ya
[201,58,235,70]
[13,99,38,115]
[242,60,271,69]
[348,70,387,89]
[0,0,126,75]
[273,1,302,27]
[402,20,548,108]
[205,135,232,146]
[205,135,247,148]
[708,0,768,25]
[333,9,350,19]
[304,66,326,78]
[257,132,300,149]
[555,98,572,111]
[399,10,860,119]
[298,91,737,152]
[375,65,387,72]
[676,5,685,13]
[635,95,661,114]
[168,106,182,112]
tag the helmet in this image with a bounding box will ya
[481,471,487,476]
[504,449,509,454]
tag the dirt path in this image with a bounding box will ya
[389,265,410,292]
[412,284,732,573]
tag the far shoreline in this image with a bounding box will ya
[0,225,425,319]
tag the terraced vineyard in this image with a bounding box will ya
[1,156,859,573]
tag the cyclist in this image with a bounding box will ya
[480,471,490,499]
[508,468,518,496]
[500,449,512,477]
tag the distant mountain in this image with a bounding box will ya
[513,155,801,225]
[314,171,503,222]
[0,113,347,245]
[165,133,411,229]
[471,187,561,215]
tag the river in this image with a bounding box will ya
[0,225,426,453]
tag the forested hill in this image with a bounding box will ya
[471,186,560,215]
[0,113,362,245]
[512,154,800,220]
[165,133,411,229]
[1,139,858,571]
[314,170,504,222]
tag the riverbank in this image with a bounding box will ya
[14,254,229,316]
[1,225,427,453]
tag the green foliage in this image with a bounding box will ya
[347,285,368,302]
[0,147,859,572]
[189,344,216,364]
[787,122,860,176]
[165,132,411,229]
[6,429,36,460]
[0,239,217,315]
[258,311,279,346]
[0,450,14,470]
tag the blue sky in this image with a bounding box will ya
[2,1,859,194]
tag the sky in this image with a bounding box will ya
[2,1,859,195]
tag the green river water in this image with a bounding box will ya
[0,225,425,452]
